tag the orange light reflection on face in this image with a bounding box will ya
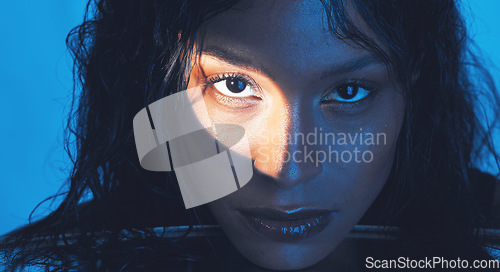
[188,51,293,179]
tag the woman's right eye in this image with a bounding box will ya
[208,74,261,99]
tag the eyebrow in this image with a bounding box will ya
[202,45,276,79]
[201,45,384,81]
[319,53,384,80]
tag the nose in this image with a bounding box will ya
[252,97,323,188]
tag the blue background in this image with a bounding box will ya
[0,0,499,236]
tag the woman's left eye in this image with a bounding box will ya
[321,83,372,103]
[209,75,259,98]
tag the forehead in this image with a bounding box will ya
[198,0,378,79]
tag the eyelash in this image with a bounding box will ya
[203,73,262,106]
[321,80,376,102]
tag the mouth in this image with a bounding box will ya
[239,207,335,242]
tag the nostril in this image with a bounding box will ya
[253,156,323,188]
[275,158,323,187]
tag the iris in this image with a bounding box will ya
[226,78,246,93]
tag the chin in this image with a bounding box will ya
[240,242,335,271]
[229,225,345,271]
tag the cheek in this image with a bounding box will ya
[324,93,404,215]
[338,140,396,214]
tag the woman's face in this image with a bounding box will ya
[187,0,405,270]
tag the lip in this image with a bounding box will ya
[239,207,335,242]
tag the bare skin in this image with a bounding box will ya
[187,0,405,270]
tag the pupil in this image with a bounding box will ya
[226,78,246,93]
[339,85,357,99]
